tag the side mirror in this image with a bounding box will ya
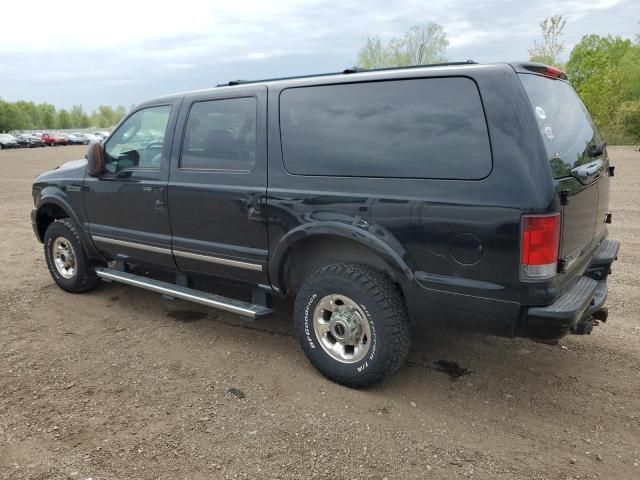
[86,141,105,176]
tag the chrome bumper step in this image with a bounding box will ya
[95,267,273,320]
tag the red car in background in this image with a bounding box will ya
[41,133,68,146]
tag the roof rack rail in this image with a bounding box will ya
[216,79,250,87]
[343,67,366,74]
[218,60,478,87]
[348,60,477,74]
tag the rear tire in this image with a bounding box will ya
[44,218,100,293]
[294,263,411,388]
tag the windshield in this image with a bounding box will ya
[519,74,602,179]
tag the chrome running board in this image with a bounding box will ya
[95,268,273,320]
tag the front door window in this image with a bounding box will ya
[103,105,172,173]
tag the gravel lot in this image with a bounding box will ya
[1,145,639,480]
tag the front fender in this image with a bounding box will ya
[269,220,415,293]
[36,187,82,225]
[34,188,101,259]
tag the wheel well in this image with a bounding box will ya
[281,235,402,295]
[36,203,69,240]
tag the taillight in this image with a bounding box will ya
[520,214,561,281]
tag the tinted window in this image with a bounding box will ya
[279,78,491,179]
[519,74,602,178]
[181,97,257,171]
[104,105,171,172]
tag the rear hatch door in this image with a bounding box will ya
[519,73,608,278]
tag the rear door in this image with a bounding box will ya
[167,86,269,284]
[519,73,608,274]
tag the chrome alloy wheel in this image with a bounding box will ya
[312,294,372,364]
[52,237,76,279]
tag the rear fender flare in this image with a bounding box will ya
[269,221,415,294]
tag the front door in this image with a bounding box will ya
[84,101,181,268]
[168,87,269,284]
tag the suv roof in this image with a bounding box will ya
[141,61,560,108]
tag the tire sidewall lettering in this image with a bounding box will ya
[357,302,377,372]
[361,304,377,363]
[45,236,63,282]
[304,293,318,349]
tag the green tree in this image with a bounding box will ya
[0,100,9,132]
[41,104,57,129]
[115,105,127,122]
[57,109,73,129]
[357,37,391,69]
[566,34,639,142]
[617,100,640,140]
[90,105,127,127]
[15,101,37,129]
[528,15,566,66]
[0,101,31,131]
[70,105,90,128]
[565,35,631,91]
[357,21,448,69]
[0,99,127,131]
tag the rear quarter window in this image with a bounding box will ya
[279,77,492,179]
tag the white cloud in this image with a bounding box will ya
[0,0,636,109]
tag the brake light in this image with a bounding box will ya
[523,64,567,80]
[521,214,561,280]
[543,66,566,79]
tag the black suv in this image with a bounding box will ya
[31,62,618,387]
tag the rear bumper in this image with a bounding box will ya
[521,239,619,341]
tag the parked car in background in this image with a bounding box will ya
[42,133,68,146]
[11,134,29,148]
[72,133,100,145]
[0,134,19,149]
[15,134,45,148]
[93,131,110,140]
[64,134,86,145]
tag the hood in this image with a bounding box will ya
[35,158,87,182]
[55,158,88,171]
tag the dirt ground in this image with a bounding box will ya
[0,145,638,480]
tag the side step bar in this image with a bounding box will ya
[95,268,273,320]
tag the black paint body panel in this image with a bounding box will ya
[31,62,615,341]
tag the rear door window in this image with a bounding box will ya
[519,74,602,178]
[180,97,257,172]
[279,77,492,179]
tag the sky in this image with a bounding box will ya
[0,0,637,111]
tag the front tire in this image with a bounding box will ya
[294,263,411,388]
[44,218,100,293]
